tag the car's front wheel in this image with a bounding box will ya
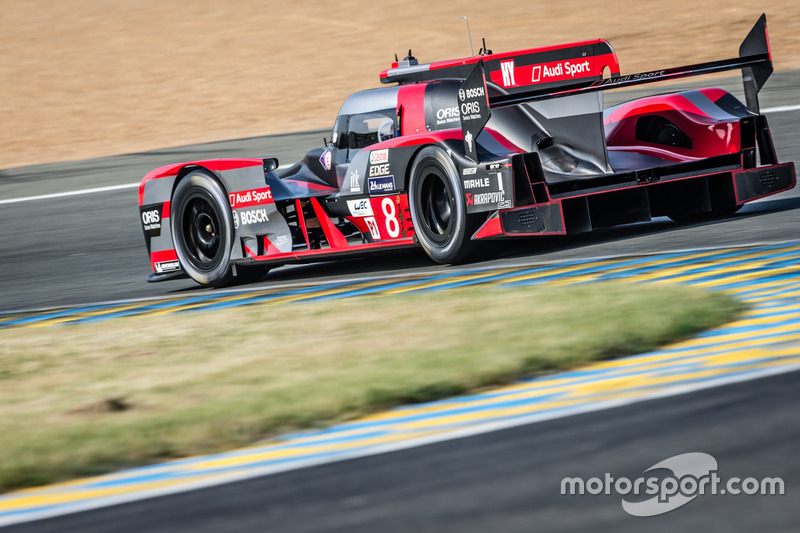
[408,146,474,263]
[171,170,234,287]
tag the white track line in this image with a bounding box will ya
[2,103,799,206]
[0,183,139,205]
[0,164,292,206]
[762,103,800,114]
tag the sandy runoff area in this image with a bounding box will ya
[1,0,799,170]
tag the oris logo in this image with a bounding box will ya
[141,210,160,225]
[140,204,163,235]
[436,107,459,120]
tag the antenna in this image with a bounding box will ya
[457,16,474,57]
[481,37,492,55]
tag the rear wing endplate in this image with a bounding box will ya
[459,14,773,158]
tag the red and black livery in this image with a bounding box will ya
[138,14,795,286]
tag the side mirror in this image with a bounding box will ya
[263,157,280,172]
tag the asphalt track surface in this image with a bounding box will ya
[0,72,798,530]
[5,370,798,533]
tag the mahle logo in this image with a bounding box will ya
[561,452,785,517]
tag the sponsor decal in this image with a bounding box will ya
[368,175,395,194]
[487,163,502,170]
[228,187,274,209]
[458,83,487,120]
[460,100,483,119]
[140,203,163,237]
[464,130,474,154]
[459,61,490,161]
[601,70,666,84]
[369,163,390,177]
[319,150,332,171]
[461,86,485,99]
[462,167,477,175]
[349,169,360,192]
[154,260,181,274]
[463,177,491,189]
[141,208,161,231]
[492,58,597,86]
[369,149,389,165]
[465,170,508,209]
[234,208,269,229]
[364,217,381,240]
[500,59,516,87]
[466,191,506,206]
[435,106,460,125]
[347,198,374,217]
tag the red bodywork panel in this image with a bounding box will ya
[605,90,743,163]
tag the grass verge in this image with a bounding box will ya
[0,282,742,492]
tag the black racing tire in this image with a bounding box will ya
[171,170,234,287]
[408,146,474,264]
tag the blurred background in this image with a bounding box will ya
[1,0,798,169]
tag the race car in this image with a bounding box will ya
[139,14,795,286]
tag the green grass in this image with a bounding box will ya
[0,282,742,492]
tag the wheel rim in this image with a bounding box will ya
[418,169,455,245]
[181,194,223,271]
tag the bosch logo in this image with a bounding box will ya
[458,88,466,101]
[463,86,485,99]
[141,210,160,225]
[238,208,269,225]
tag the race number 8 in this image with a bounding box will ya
[382,197,400,238]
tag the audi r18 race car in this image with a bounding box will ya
[139,14,795,286]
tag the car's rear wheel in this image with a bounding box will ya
[408,146,474,263]
[171,170,234,287]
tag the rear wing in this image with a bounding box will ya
[459,14,773,159]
